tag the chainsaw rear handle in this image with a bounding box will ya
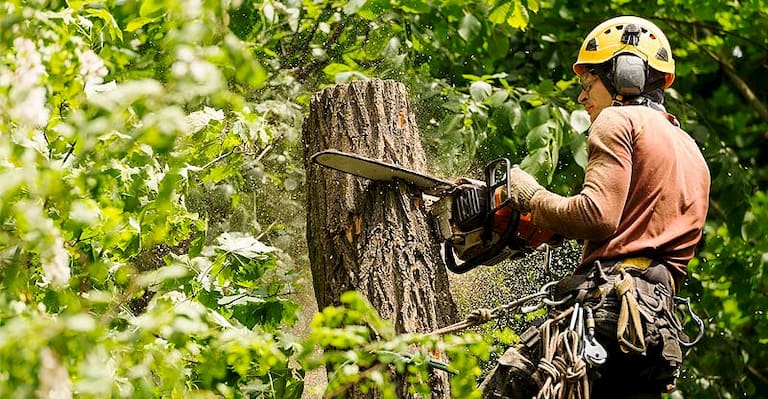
[444,213,520,273]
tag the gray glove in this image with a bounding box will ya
[507,166,544,212]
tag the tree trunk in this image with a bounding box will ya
[303,79,458,397]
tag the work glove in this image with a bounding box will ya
[507,166,544,212]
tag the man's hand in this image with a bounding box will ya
[507,166,544,212]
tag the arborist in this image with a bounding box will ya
[481,16,711,399]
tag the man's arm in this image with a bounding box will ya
[529,109,634,241]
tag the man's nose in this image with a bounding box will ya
[577,89,587,104]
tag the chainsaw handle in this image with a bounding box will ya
[484,158,513,214]
[443,208,521,274]
[443,241,479,274]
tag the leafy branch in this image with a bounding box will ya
[664,20,768,124]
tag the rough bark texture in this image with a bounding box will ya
[303,79,458,397]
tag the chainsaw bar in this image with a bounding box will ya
[311,149,456,196]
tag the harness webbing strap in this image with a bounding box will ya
[614,256,653,272]
[615,270,647,354]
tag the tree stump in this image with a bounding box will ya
[303,79,457,397]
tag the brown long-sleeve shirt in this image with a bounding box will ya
[530,106,710,282]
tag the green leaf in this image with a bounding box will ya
[488,3,512,25]
[238,60,268,89]
[135,264,190,287]
[527,105,550,127]
[569,131,588,169]
[506,102,523,130]
[488,30,511,60]
[469,81,492,102]
[568,110,590,134]
[125,17,158,32]
[323,62,353,76]
[526,123,552,149]
[84,8,123,41]
[488,90,509,107]
[459,13,481,41]
[67,0,87,11]
[507,0,529,30]
[139,0,166,17]
[537,79,555,95]
[216,232,276,259]
[526,0,540,13]
[520,148,550,180]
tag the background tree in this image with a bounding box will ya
[1,0,766,398]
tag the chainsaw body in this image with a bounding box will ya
[311,150,557,274]
[430,159,556,273]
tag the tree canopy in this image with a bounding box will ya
[1,0,766,398]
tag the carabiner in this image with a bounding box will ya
[537,281,573,306]
[674,296,705,347]
[543,294,573,307]
[537,280,559,295]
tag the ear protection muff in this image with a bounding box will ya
[611,54,647,97]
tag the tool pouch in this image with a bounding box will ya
[480,342,540,399]
[633,276,685,392]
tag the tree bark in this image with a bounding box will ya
[303,79,457,397]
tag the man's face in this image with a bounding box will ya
[578,72,613,122]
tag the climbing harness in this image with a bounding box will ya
[477,259,708,399]
[416,257,707,399]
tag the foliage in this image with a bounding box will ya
[300,292,489,399]
[683,190,768,397]
[1,0,767,397]
[0,0,303,397]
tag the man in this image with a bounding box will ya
[482,16,710,398]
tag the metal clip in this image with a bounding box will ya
[539,280,572,306]
[582,306,608,365]
[569,303,581,332]
[674,296,705,347]
[567,303,585,358]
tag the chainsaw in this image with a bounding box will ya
[311,150,558,274]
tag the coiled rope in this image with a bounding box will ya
[536,307,590,399]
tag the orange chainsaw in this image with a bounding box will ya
[311,150,558,273]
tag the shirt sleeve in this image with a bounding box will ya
[529,109,634,241]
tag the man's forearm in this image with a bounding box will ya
[530,189,619,241]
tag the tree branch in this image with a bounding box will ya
[294,16,348,82]
[654,17,768,53]
[705,49,768,124]
[666,22,768,124]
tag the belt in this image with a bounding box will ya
[598,257,675,293]
[555,257,675,302]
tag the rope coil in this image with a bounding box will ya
[537,317,590,399]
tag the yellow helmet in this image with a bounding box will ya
[573,16,675,88]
